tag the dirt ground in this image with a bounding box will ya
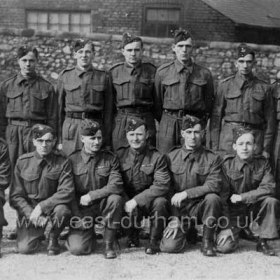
[1,203,280,280]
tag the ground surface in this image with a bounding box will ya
[1,203,280,280]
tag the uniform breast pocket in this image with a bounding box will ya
[30,92,48,114]
[43,171,60,197]
[188,79,207,106]
[225,90,242,113]
[252,171,264,187]
[96,166,110,187]
[170,165,185,190]
[73,165,89,193]
[140,164,154,185]
[6,90,23,113]
[227,170,244,190]
[138,78,154,100]
[21,172,40,198]
[113,78,131,100]
[251,91,265,113]
[162,78,180,102]
[65,84,82,105]
[195,166,210,185]
[87,84,105,106]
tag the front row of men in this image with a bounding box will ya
[0,115,279,259]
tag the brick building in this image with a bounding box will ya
[1,0,280,44]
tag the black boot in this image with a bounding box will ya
[256,239,276,256]
[104,228,117,259]
[0,227,2,258]
[145,217,164,255]
[201,225,217,257]
[127,228,140,248]
[47,233,60,256]
[145,238,160,255]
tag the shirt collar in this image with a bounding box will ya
[235,72,254,89]
[181,145,203,161]
[75,64,94,77]
[124,61,142,75]
[81,148,97,163]
[174,59,194,74]
[16,71,37,85]
[234,155,254,171]
[33,151,53,166]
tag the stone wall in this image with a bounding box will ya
[1,28,280,85]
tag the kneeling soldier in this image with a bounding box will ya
[217,127,279,256]
[9,125,74,255]
[160,115,222,256]
[0,139,11,257]
[117,118,170,254]
[66,120,123,259]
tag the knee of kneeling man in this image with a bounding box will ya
[53,204,71,217]
[216,240,238,254]
[204,193,221,204]
[153,197,168,208]
[263,197,279,206]
[107,194,123,206]
[18,242,37,254]
[68,244,90,256]
[160,237,186,253]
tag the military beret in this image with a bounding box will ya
[173,29,192,45]
[181,115,202,130]
[237,43,255,59]
[73,39,94,52]
[232,126,255,143]
[126,117,146,132]
[17,45,39,59]
[80,119,101,136]
[31,124,55,139]
[122,32,142,48]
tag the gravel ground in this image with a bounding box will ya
[1,203,280,280]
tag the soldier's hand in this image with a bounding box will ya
[37,216,48,228]
[262,151,270,159]
[80,194,92,206]
[164,218,180,239]
[230,194,242,204]
[30,205,43,226]
[124,199,137,214]
[171,191,188,207]
[216,229,235,247]
[57,143,63,151]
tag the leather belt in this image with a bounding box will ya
[8,119,46,127]
[66,112,102,119]
[164,109,205,119]
[118,107,151,114]
[225,121,263,130]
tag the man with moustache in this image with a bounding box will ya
[155,29,214,153]
[110,33,157,150]
[210,43,275,158]
[117,117,170,254]
[57,39,113,155]
[66,119,123,259]
[216,127,279,256]
[160,115,222,256]
[9,124,74,256]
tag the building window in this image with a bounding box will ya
[142,7,181,37]
[26,10,91,33]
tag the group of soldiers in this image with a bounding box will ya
[0,29,280,259]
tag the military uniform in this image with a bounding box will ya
[155,60,214,153]
[57,65,113,155]
[217,154,279,253]
[117,144,170,252]
[0,138,11,255]
[66,148,123,256]
[160,146,222,253]
[9,150,74,254]
[0,73,57,169]
[110,61,157,150]
[271,80,280,198]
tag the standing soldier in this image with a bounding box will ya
[0,139,11,257]
[117,118,170,255]
[216,128,279,256]
[9,125,74,256]
[57,39,113,155]
[210,43,275,158]
[110,33,157,150]
[0,45,57,170]
[155,29,214,154]
[66,120,123,259]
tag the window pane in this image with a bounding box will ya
[146,8,180,22]
[38,12,48,23]
[60,13,69,24]
[81,14,90,24]
[50,13,59,24]
[27,12,38,24]
[71,13,80,24]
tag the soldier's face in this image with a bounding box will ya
[81,130,103,153]
[233,133,256,160]
[18,52,37,77]
[74,44,94,69]
[235,54,254,76]
[181,124,203,150]
[172,38,193,64]
[126,125,148,150]
[33,133,56,157]
[122,41,143,66]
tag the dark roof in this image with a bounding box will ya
[202,0,280,28]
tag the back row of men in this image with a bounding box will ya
[0,29,279,258]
